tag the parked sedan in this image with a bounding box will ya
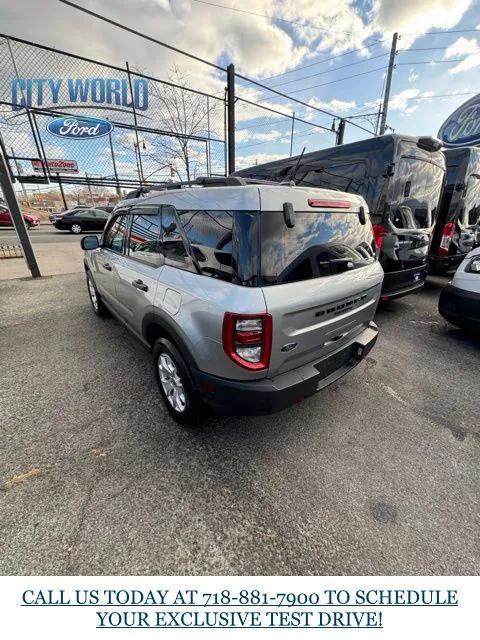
[0,206,40,229]
[54,208,110,234]
[49,205,88,224]
[439,246,480,331]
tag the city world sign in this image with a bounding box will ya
[11,77,149,112]
[438,93,480,147]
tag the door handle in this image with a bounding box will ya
[102,262,112,271]
[132,279,148,292]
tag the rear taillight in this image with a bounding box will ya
[222,313,272,371]
[372,223,386,250]
[439,221,455,256]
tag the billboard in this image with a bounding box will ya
[438,94,480,147]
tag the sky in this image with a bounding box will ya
[1,0,480,179]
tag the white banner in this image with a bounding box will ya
[1,576,477,639]
[31,158,79,174]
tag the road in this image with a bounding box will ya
[0,273,478,575]
[0,226,81,245]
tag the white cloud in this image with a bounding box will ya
[365,88,435,115]
[445,37,480,73]
[408,68,419,83]
[445,36,479,57]
[236,152,285,169]
[373,0,474,48]
[308,97,356,113]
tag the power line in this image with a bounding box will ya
[260,53,389,89]
[255,66,387,97]
[259,41,387,82]
[190,0,382,39]
[403,27,480,36]
[396,58,473,65]
[56,0,225,71]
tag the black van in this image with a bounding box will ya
[236,134,445,300]
[429,147,480,274]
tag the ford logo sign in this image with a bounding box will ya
[47,116,114,140]
[438,94,480,147]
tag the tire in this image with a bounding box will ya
[86,270,110,317]
[71,223,82,234]
[153,338,206,428]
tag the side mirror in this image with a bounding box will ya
[283,202,295,228]
[81,235,100,250]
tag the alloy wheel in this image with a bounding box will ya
[71,224,82,234]
[158,353,186,413]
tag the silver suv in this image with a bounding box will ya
[81,177,384,426]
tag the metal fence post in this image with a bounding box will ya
[126,61,145,184]
[108,131,121,196]
[0,147,41,278]
[57,173,68,209]
[227,64,235,174]
[290,112,295,157]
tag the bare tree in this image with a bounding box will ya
[145,67,223,181]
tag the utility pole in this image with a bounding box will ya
[379,32,398,136]
[0,146,40,277]
[336,119,346,145]
[227,63,235,174]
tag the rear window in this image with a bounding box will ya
[388,148,445,228]
[259,210,375,286]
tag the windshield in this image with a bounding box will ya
[259,210,375,286]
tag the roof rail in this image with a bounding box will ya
[125,175,285,198]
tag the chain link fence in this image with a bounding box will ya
[0,34,227,195]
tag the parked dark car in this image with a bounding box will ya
[429,147,480,274]
[49,205,88,224]
[236,134,446,301]
[0,206,40,229]
[54,207,110,233]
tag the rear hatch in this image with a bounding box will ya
[258,192,382,377]
[378,141,445,274]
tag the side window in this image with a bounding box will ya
[103,214,128,253]
[159,205,192,269]
[80,209,96,219]
[179,209,233,280]
[127,207,163,267]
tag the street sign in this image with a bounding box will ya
[438,94,480,147]
[31,158,79,174]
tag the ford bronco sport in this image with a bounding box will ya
[81,177,383,426]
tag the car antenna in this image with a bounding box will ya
[282,146,306,185]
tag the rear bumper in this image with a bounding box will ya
[381,265,427,300]
[193,323,378,416]
[439,285,480,331]
[428,253,464,274]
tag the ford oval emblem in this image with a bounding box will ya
[438,94,480,147]
[47,116,114,140]
[281,342,298,353]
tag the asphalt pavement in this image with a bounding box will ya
[0,226,80,245]
[0,273,479,575]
